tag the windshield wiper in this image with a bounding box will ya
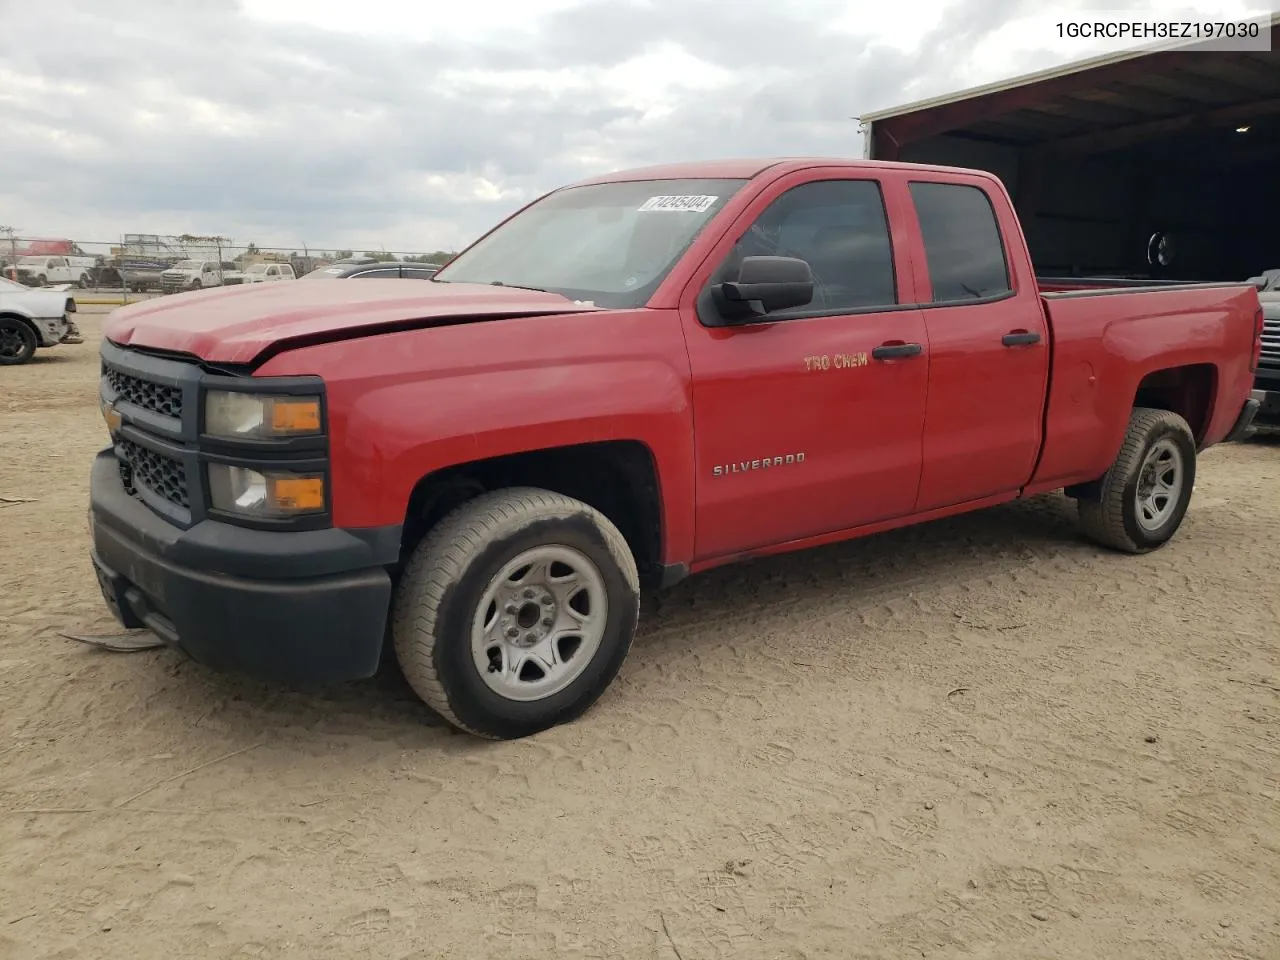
[489,280,548,293]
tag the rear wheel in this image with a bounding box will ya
[1078,406,1197,553]
[391,487,640,739]
[0,317,38,365]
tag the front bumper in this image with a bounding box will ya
[1251,385,1280,427]
[35,315,69,347]
[89,449,401,684]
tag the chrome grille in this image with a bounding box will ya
[118,437,189,510]
[1262,317,1280,364]
[103,364,184,419]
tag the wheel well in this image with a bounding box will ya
[0,313,38,336]
[401,440,665,589]
[1132,363,1216,444]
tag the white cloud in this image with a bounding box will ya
[0,0,1186,254]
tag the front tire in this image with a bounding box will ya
[0,317,38,365]
[1078,406,1197,553]
[392,487,640,739]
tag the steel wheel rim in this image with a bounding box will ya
[470,544,609,702]
[1135,437,1183,532]
[0,327,24,359]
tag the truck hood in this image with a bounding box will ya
[1258,290,1280,319]
[0,286,72,317]
[102,279,605,364]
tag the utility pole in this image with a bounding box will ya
[0,225,18,266]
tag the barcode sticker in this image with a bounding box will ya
[637,195,718,213]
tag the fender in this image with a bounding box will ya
[255,307,698,565]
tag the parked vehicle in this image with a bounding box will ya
[241,262,296,284]
[161,260,225,294]
[220,262,245,285]
[89,158,1262,739]
[0,276,78,364]
[1245,269,1280,434]
[300,258,441,280]
[13,256,91,288]
[97,259,170,293]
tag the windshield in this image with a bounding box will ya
[434,178,748,307]
[17,257,46,266]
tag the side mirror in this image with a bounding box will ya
[715,256,814,321]
[1248,276,1267,291]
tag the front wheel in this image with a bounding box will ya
[0,317,38,365]
[1078,406,1197,553]
[392,487,640,739]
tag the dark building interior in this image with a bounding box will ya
[861,29,1280,282]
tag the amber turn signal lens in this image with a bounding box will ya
[267,475,325,512]
[269,399,322,434]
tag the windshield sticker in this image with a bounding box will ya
[638,195,718,213]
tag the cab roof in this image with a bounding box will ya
[565,156,1001,187]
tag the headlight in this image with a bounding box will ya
[207,464,326,518]
[204,390,322,440]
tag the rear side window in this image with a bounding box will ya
[908,182,1011,303]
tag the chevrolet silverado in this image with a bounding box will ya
[89,158,1263,739]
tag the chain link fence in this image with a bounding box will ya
[0,231,457,300]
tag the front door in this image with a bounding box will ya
[902,178,1051,511]
[680,172,930,562]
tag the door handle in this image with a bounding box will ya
[871,342,923,360]
[1001,330,1041,347]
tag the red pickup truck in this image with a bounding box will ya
[91,158,1263,740]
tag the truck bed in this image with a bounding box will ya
[1030,281,1260,492]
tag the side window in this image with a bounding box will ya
[351,268,399,279]
[711,179,896,316]
[266,266,278,276]
[908,182,1011,302]
[405,268,437,280]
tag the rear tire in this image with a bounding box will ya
[1078,406,1196,554]
[391,487,640,739]
[0,317,38,365]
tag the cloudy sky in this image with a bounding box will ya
[0,0,1268,254]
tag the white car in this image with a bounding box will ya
[241,262,296,284]
[0,276,81,365]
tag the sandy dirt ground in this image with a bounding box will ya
[2,306,1279,960]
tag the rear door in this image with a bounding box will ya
[904,176,1051,511]
[679,169,930,561]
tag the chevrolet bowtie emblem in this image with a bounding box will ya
[101,398,122,435]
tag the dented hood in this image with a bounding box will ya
[102,279,603,364]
